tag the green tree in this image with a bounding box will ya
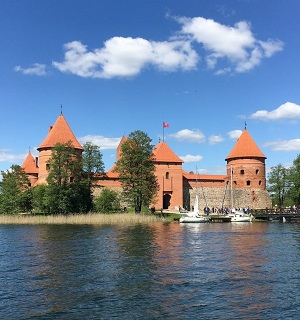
[44,141,90,214]
[82,142,105,188]
[0,165,32,214]
[32,184,48,213]
[42,182,91,214]
[267,164,291,208]
[18,188,33,213]
[94,188,121,213]
[47,141,82,186]
[287,154,300,205]
[114,130,159,213]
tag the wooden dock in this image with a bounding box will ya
[253,212,300,222]
[210,216,231,223]
[174,211,300,223]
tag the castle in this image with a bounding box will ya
[22,113,272,211]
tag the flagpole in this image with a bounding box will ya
[162,122,165,142]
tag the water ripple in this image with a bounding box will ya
[0,222,299,319]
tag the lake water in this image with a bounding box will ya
[0,221,299,319]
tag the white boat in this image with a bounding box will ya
[179,194,210,223]
[179,213,210,223]
[230,211,253,222]
[224,209,253,222]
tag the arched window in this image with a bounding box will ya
[166,172,169,179]
[240,169,244,174]
[259,180,262,185]
[256,169,259,174]
[247,180,251,186]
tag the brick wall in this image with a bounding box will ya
[183,183,272,212]
[155,162,183,209]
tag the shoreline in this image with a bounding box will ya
[0,213,167,225]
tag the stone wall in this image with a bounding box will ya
[184,185,272,211]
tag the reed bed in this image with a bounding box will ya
[0,213,166,225]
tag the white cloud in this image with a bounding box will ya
[12,16,282,79]
[227,130,242,140]
[250,102,300,120]
[259,39,284,58]
[46,16,283,79]
[264,139,300,151]
[177,16,283,74]
[180,154,203,163]
[14,63,47,76]
[169,129,206,143]
[209,135,224,144]
[78,135,121,150]
[0,152,27,163]
[52,37,198,78]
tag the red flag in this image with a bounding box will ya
[163,122,170,128]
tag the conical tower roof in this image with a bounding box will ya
[21,151,39,174]
[225,129,266,161]
[37,114,83,150]
[152,141,183,163]
[116,135,128,160]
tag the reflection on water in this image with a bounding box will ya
[0,222,299,319]
[222,223,274,317]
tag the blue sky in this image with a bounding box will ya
[1,0,300,176]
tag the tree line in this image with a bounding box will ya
[0,130,159,215]
[267,155,300,208]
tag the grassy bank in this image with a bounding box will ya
[0,213,167,225]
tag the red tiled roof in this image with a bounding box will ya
[37,114,83,150]
[116,135,127,160]
[119,135,127,144]
[152,142,183,163]
[21,152,39,174]
[106,141,183,175]
[182,170,226,181]
[225,129,266,160]
[107,164,119,178]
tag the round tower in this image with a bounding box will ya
[37,113,83,184]
[225,128,272,209]
[21,151,39,187]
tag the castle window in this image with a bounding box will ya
[256,169,259,174]
[247,180,251,186]
[240,169,244,174]
[46,164,50,171]
[166,172,169,179]
[234,181,237,185]
[259,180,262,185]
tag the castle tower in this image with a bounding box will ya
[36,113,83,184]
[152,141,184,210]
[21,151,39,187]
[225,128,272,209]
[116,135,127,161]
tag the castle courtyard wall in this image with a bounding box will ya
[184,185,272,212]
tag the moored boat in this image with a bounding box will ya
[179,194,210,223]
[179,212,210,223]
[230,212,253,222]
